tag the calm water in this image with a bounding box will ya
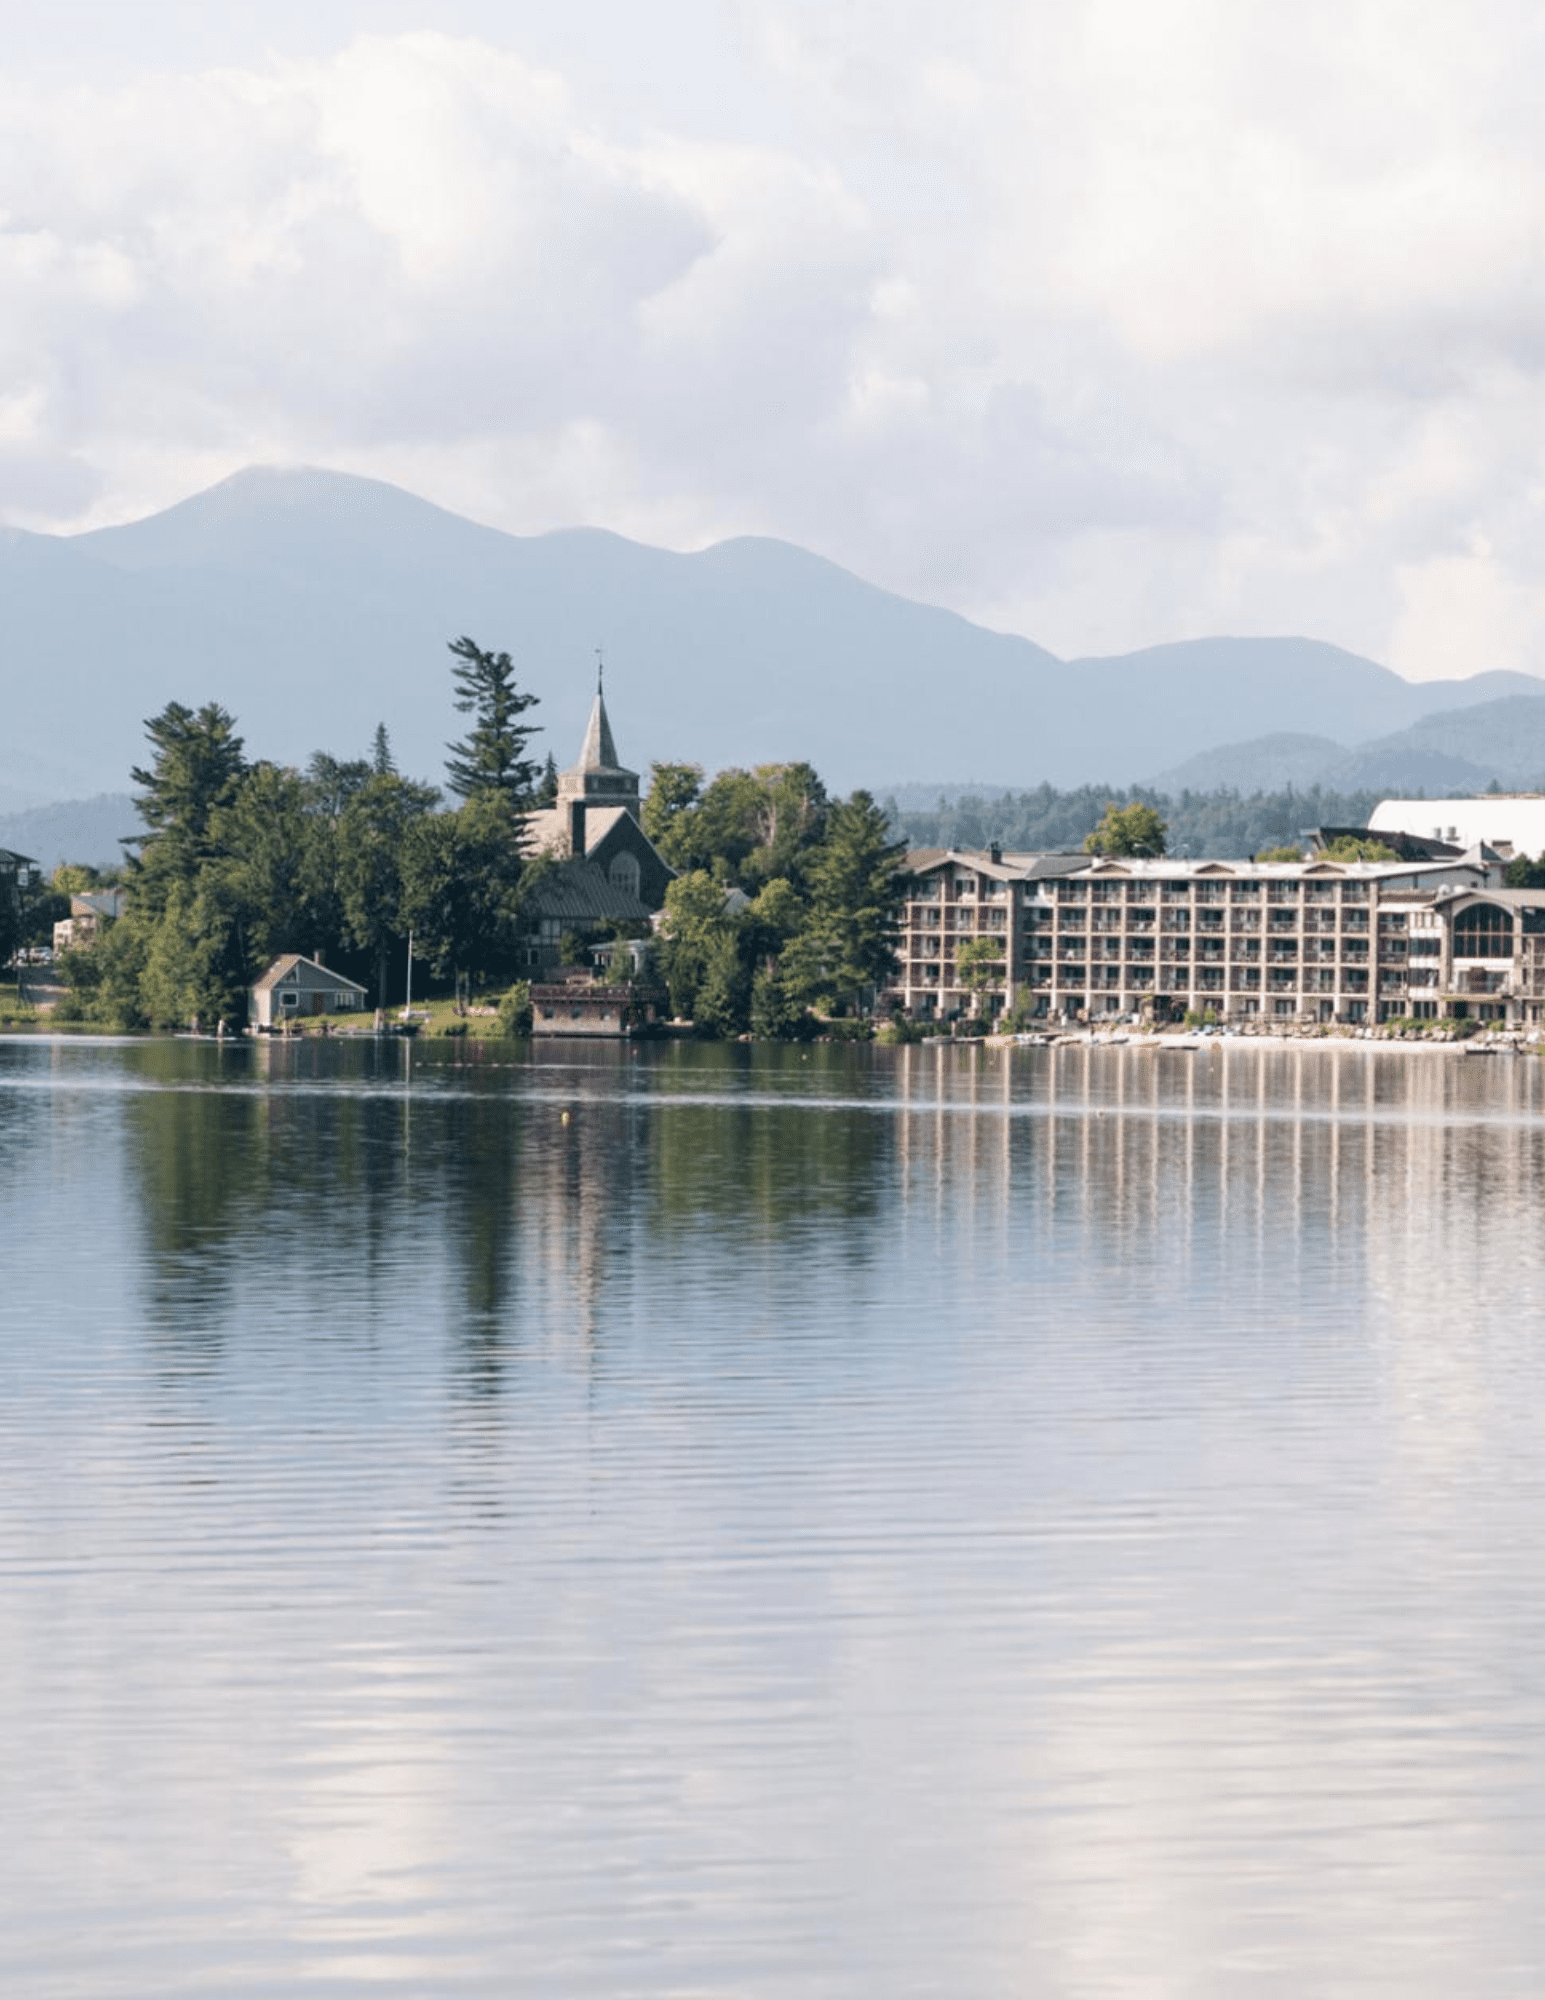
[5,1033,1545,1997]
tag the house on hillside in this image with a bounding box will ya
[250,955,368,1030]
[520,680,674,968]
[54,889,127,956]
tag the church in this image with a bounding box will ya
[519,682,674,967]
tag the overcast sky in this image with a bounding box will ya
[6,1,1545,677]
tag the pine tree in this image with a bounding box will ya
[444,637,541,806]
[127,701,247,914]
[788,791,907,1015]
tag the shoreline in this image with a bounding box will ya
[981,1028,1537,1055]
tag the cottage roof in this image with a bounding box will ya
[251,953,368,994]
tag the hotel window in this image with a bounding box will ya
[1453,903,1514,959]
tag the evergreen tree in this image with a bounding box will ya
[750,963,806,1039]
[400,791,529,988]
[788,791,906,1014]
[371,723,396,775]
[659,870,739,1021]
[127,701,248,914]
[694,930,751,1038]
[337,770,441,1011]
[642,762,706,868]
[444,636,542,808]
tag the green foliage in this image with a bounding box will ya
[651,775,905,1032]
[1319,835,1398,862]
[784,791,906,1012]
[23,889,70,949]
[444,636,542,806]
[890,781,1389,862]
[694,930,751,1038]
[1085,800,1168,857]
[1505,852,1545,889]
[644,761,828,886]
[954,935,1005,1011]
[127,701,247,909]
[401,790,528,985]
[1255,844,1305,863]
[659,870,737,1020]
[337,769,442,1005]
[750,965,810,1040]
[641,762,705,866]
[51,863,104,895]
[496,981,533,1037]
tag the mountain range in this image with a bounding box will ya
[5,465,1545,814]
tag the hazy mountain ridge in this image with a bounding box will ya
[1148,693,1545,797]
[0,794,137,872]
[6,464,1543,805]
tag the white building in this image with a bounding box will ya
[1369,797,1545,859]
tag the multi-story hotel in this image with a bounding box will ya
[886,844,1545,1028]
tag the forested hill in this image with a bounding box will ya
[886,783,1389,860]
[8,465,1545,805]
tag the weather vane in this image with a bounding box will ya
[595,644,605,694]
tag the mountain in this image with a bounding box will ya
[0,794,137,873]
[1329,695,1545,791]
[1150,732,1349,794]
[1142,694,1545,796]
[6,464,1545,801]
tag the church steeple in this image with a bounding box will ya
[556,660,639,856]
[577,686,620,774]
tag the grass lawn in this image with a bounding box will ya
[330,989,515,1039]
[0,979,41,1026]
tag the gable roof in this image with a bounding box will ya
[523,858,651,924]
[251,954,368,994]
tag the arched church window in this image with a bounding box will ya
[609,853,641,900]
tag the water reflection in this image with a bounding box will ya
[6,1036,1545,1995]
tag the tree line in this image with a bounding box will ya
[49,643,912,1037]
[643,763,906,1037]
[888,781,1390,859]
[60,639,543,1029]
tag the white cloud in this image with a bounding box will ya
[9,6,1545,676]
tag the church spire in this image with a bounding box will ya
[577,685,620,773]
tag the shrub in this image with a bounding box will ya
[496,981,533,1036]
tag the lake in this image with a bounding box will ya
[4,1032,1545,1997]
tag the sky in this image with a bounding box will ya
[6,0,1545,677]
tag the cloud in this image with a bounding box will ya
[9,8,1545,676]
